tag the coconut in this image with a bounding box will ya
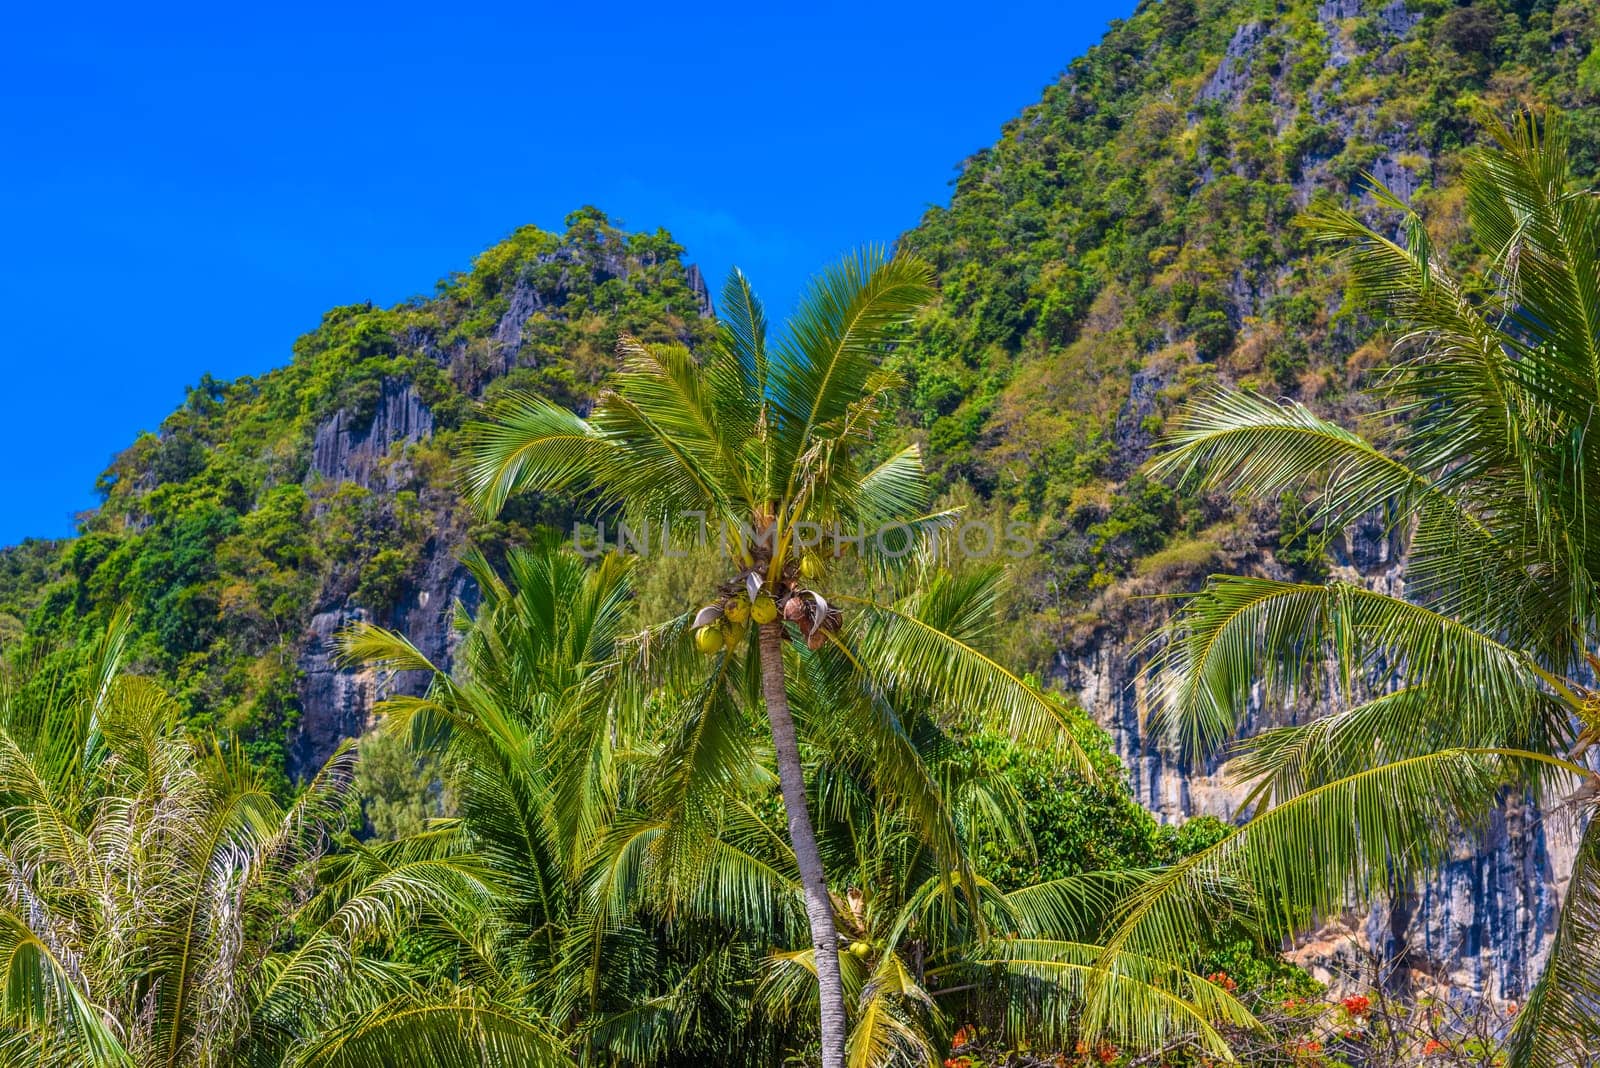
[723,620,748,647]
[799,552,824,580]
[724,595,750,624]
[694,626,724,654]
[848,941,871,958]
[782,596,808,622]
[750,594,778,624]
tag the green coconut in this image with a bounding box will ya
[750,594,778,625]
[694,626,724,654]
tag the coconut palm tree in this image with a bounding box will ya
[341,545,804,1065]
[460,252,1091,1067]
[343,542,1247,1065]
[1108,111,1600,1064]
[0,614,570,1068]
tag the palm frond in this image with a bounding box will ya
[289,998,572,1068]
[840,586,1093,775]
[979,939,1259,1060]
[768,250,934,498]
[461,392,617,518]
[1143,576,1559,761]
[0,909,130,1067]
[1098,748,1576,975]
[1506,813,1600,1066]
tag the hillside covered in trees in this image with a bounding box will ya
[2,0,1598,1033]
[897,0,1598,656]
[0,208,713,787]
[7,0,1596,792]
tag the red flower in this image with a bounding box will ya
[1423,1039,1448,1055]
[1341,994,1371,1017]
[1096,1042,1119,1064]
[1205,971,1238,992]
[951,1026,971,1049]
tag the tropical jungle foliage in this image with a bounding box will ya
[337,541,1273,1065]
[895,0,1600,661]
[5,0,1600,1063]
[450,250,1202,1066]
[0,613,571,1068]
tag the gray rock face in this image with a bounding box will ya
[1197,22,1266,107]
[1385,794,1573,994]
[292,377,465,778]
[685,263,714,318]
[1379,0,1422,38]
[388,532,479,698]
[310,378,434,490]
[493,274,549,372]
[289,606,377,774]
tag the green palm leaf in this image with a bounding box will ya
[1098,748,1577,975]
[1505,813,1600,1066]
[290,999,571,1068]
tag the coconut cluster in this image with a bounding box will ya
[692,549,842,654]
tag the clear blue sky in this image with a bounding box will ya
[0,0,1133,546]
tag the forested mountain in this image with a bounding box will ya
[889,0,1599,996]
[3,0,1597,998]
[1,208,712,787]
[900,0,1596,645]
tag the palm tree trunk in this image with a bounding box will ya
[758,620,847,1068]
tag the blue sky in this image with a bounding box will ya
[0,0,1133,546]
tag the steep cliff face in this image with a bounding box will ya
[1064,575,1580,998]
[293,378,457,775]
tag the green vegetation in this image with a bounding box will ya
[0,614,570,1067]
[0,251,1308,1066]
[336,541,1274,1065]
[895,0,1600,656]
[6,1,1600,1063]
[7,209,710,789]
[453,252,1169,1066]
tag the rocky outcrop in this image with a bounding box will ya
[292,377,462,777]
[310,378,434,490]
[1197,22,1267,107]
[685,264,714,318]
[289,606,379,774]
[287,252,713,778]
